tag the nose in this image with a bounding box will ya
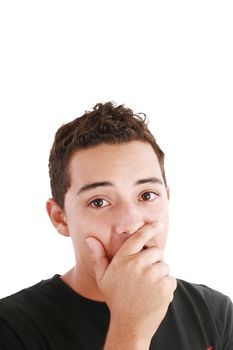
[114,202,145,236]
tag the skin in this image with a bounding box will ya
[47,140,177,346]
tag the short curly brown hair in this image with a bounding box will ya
[48,102,167,209]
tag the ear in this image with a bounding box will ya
[46,198,70,237]
[166,186,170,200]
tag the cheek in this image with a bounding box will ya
[145,201,169,248]
[143,199,169,222]
[69,210,112,248]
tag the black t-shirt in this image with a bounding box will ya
[0,275,232,349]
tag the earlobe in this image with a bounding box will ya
[46,198,70,237]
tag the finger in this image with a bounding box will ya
[148,261,170,280]
[117,221,164,257]
[137,246,164,266]
[155,275,177,303]
[86,237,109,283]
[165,276,177,302]
[163,276,177,295]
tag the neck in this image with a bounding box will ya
[60,265,105,302]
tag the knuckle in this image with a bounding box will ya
[160,278,169,295]
[161,262,169,276]
[132,256,144,273]
[160,276,175,297]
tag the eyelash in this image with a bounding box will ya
[88,191,159,209]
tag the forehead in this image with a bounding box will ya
[69,141,162,185]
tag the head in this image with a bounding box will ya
[48,102,167,209]
[47,102,169,268]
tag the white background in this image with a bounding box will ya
[0,1,232,300]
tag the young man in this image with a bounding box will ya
[0,102,232,349]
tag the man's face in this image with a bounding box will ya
[63,140,169,270]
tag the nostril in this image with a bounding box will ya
[115,224,130,235]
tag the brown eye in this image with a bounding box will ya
[89,198,109,208]
[91,199,104,207]
[141,192,157,201]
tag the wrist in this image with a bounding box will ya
[104,320,151,350]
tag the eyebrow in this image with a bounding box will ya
[76,177,164,195]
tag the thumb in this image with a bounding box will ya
[86,237,109,283]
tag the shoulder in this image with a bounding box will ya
[0,275,60,321]
[176,278,232,309]
[0,275,62,349]
[175,279,233,337]
[0,317,25,349]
